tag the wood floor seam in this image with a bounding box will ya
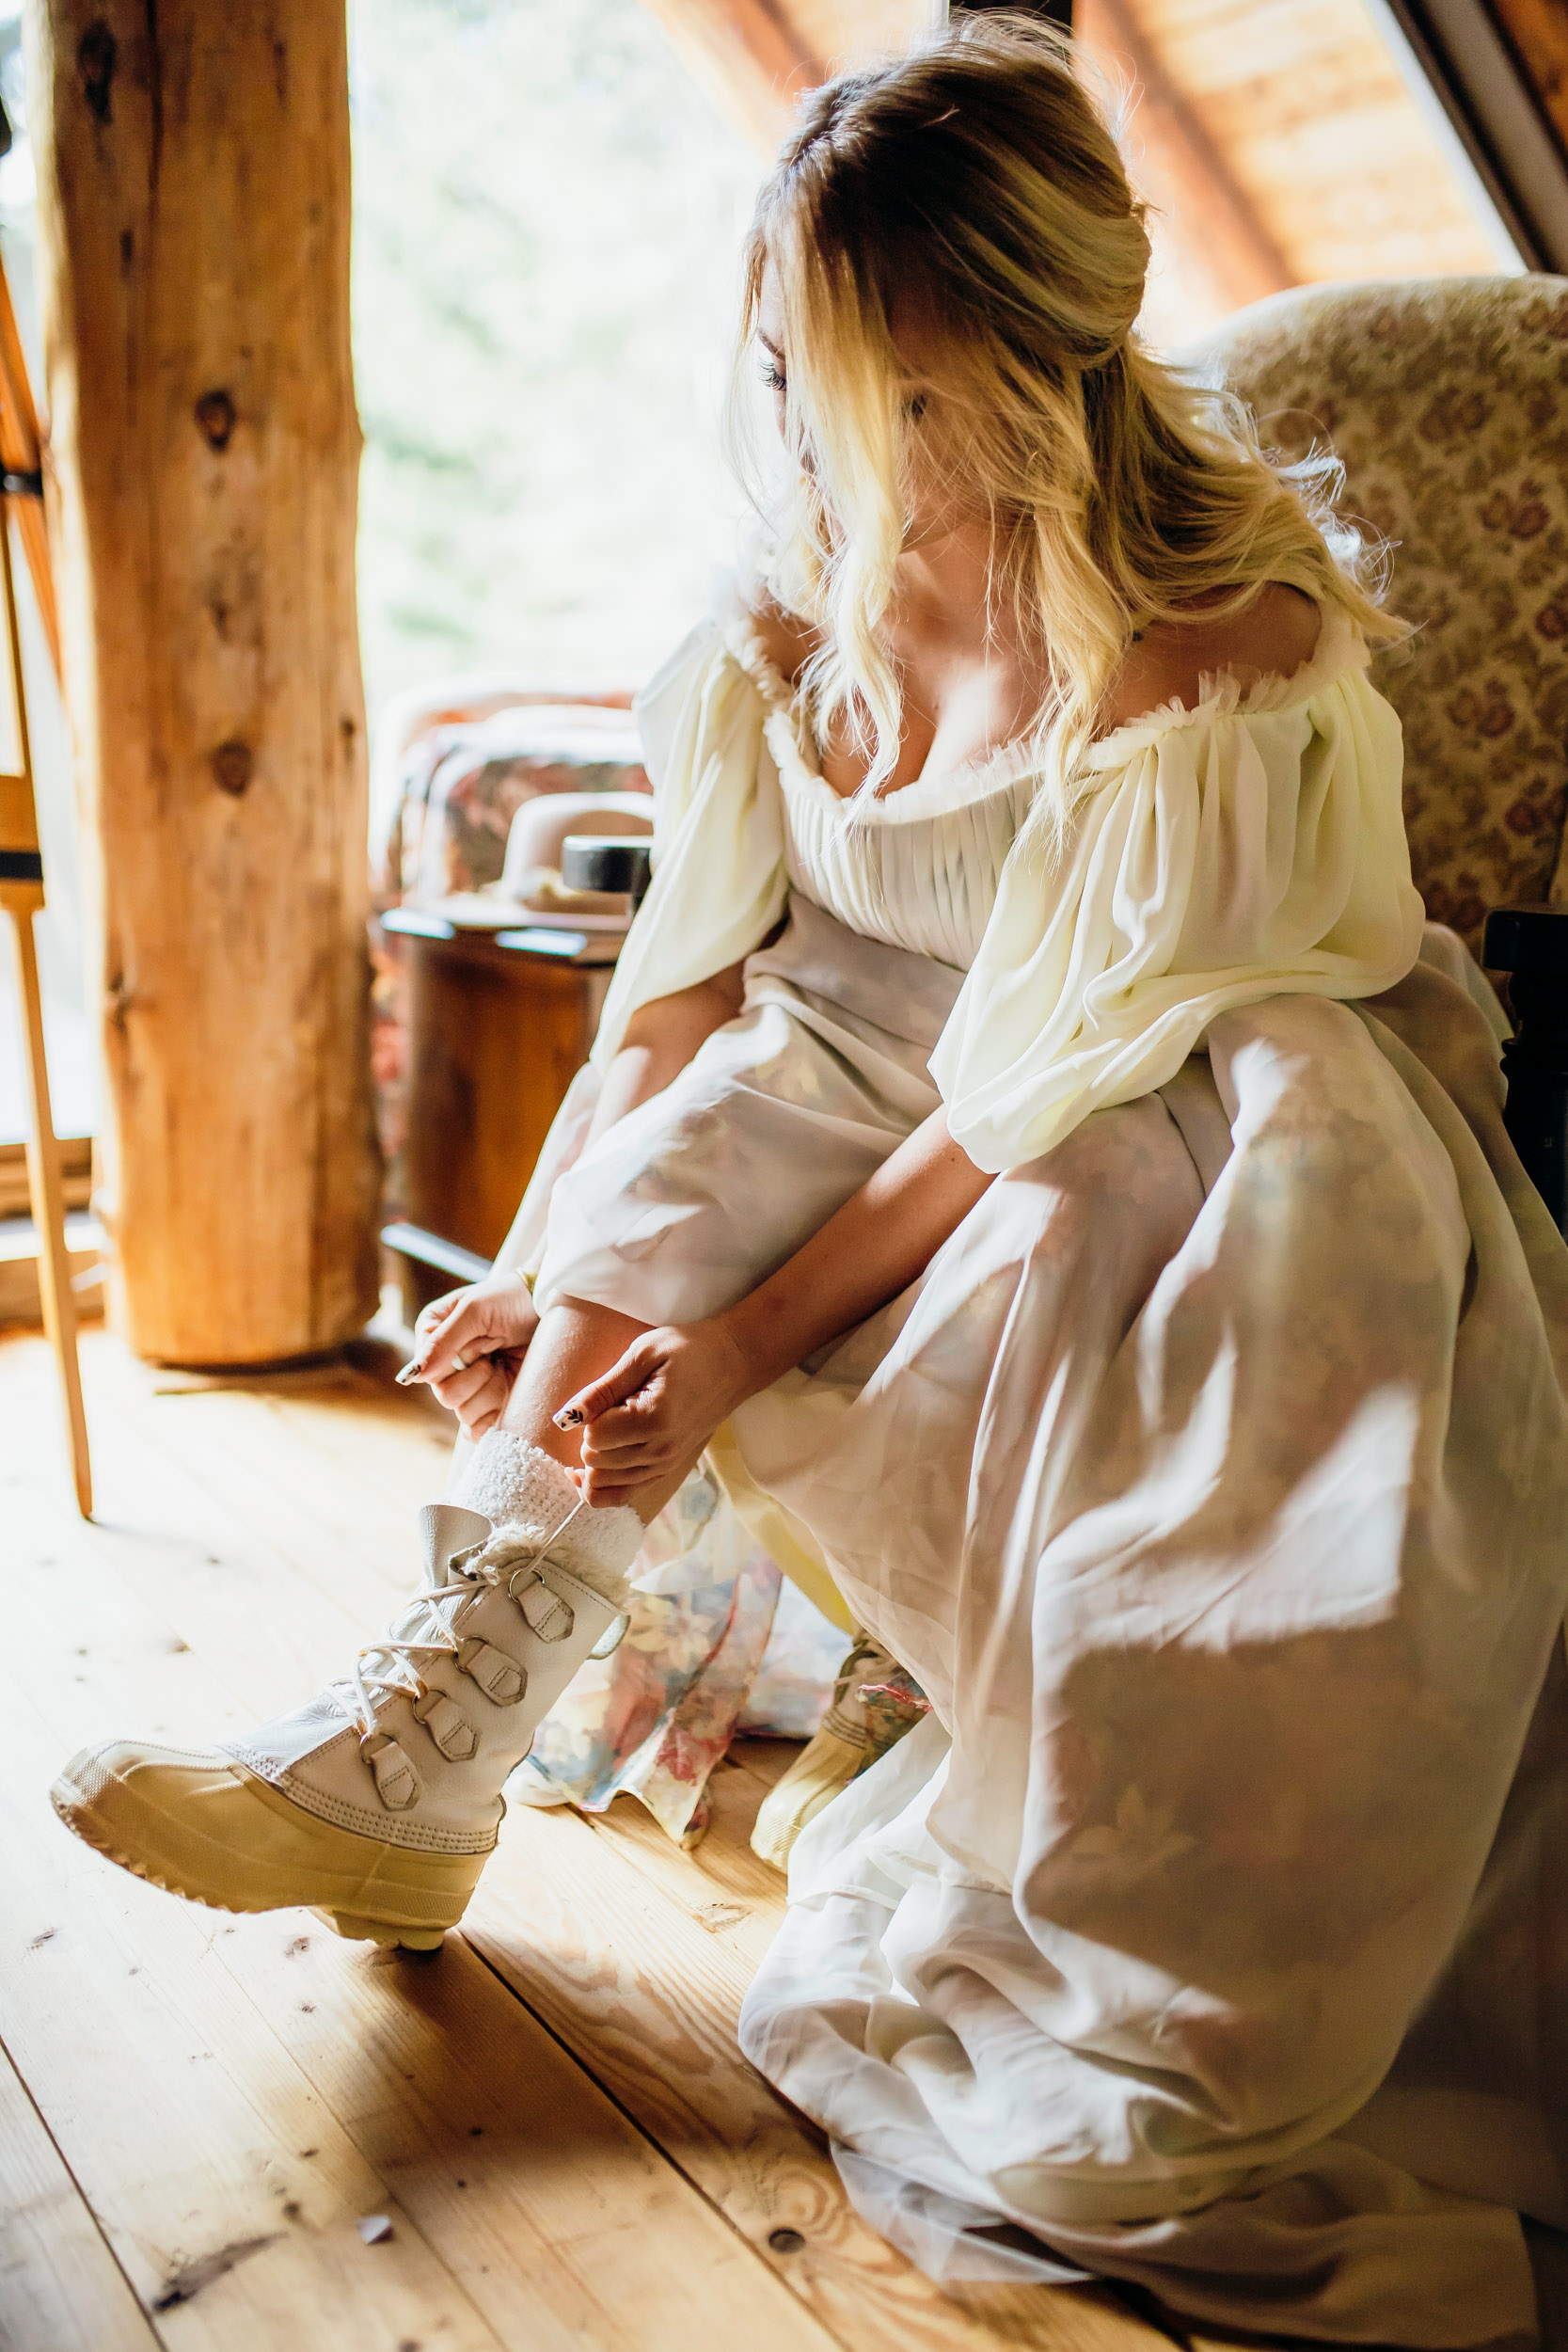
[456,1918,865,2352]
[0,1325,1191,2352]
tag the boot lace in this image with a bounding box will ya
[329,1495,586,1740]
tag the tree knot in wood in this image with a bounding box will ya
[211,740,254,797]
[78,22,117,124]
[195,389,236,451]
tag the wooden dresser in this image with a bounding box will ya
[380,910,613,1319]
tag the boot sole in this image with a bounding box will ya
[51,1742,490,1950]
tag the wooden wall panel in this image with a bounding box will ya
[1108,0,1497,299]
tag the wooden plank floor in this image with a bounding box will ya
[0,1325,1208,2352]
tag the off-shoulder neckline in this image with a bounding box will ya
[1080,604,1370,769]
[717,593,1370,817]
[720,608,1046,823]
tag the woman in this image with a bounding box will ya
[55,18,1568,2341]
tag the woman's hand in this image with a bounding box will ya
[406,1269,540,1437]
[555,1318,751,1506]
[549,1109,995,1501]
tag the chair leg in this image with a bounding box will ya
[5,886,92,1516]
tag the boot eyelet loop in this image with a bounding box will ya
[456,1636,527,1706]
[509,1567,577,1643]
[360,1729,421,1811]
[410,1689,479,1761]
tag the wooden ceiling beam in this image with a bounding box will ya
[637,0,932,151]
[637,0,824,150]
[1076,0,1295,311]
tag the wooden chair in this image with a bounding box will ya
[1194,273,1568,1226]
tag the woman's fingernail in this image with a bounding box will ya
[553,1406,585,1429]
[394,1359,426,1387]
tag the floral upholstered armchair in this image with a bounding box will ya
[370,687,651,1187]
[1193,274,1568,958]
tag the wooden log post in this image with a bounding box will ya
[26,0,379,1364]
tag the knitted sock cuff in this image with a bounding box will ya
[447,1431,641,1602]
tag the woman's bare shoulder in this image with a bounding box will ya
[745,595,822,691]
[1099,582,1323,737]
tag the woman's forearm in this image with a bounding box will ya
[720,1108,993,1395]
[561,1106,995,1503]
[582,963,746,1150]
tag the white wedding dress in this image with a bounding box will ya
[503,596,1568,2347]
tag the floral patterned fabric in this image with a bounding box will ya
[371,691,650,1208]
[379,695,647,905]
[508,1460,845,1844]
[1192,274,1568,956]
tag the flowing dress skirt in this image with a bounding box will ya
[526,892,1568,2346]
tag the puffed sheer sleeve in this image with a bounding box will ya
[591,619,789,1069]
[929,640,1428,1173]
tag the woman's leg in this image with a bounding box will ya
[733,1088,1209,1732]
[495,1298,699,1526]
[53,977,938,1940]
[740,1002,1568,2344]
[47,1301,686,1950]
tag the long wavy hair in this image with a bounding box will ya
[733,11,1400,824]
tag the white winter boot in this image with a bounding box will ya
[52,1438,641,1948]
[750,1631,930,1871]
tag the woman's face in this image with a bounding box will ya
[754,257,969,552]
[755,262,790,441]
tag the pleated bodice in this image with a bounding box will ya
[773,741,1038,970]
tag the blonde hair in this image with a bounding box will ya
[735,11,1399,821]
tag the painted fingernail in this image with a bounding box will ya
[553,1406,585,1429]
[394,1359,426,1387]
[450,1351,470,1373]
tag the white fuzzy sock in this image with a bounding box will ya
[447,1431,641,1603]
